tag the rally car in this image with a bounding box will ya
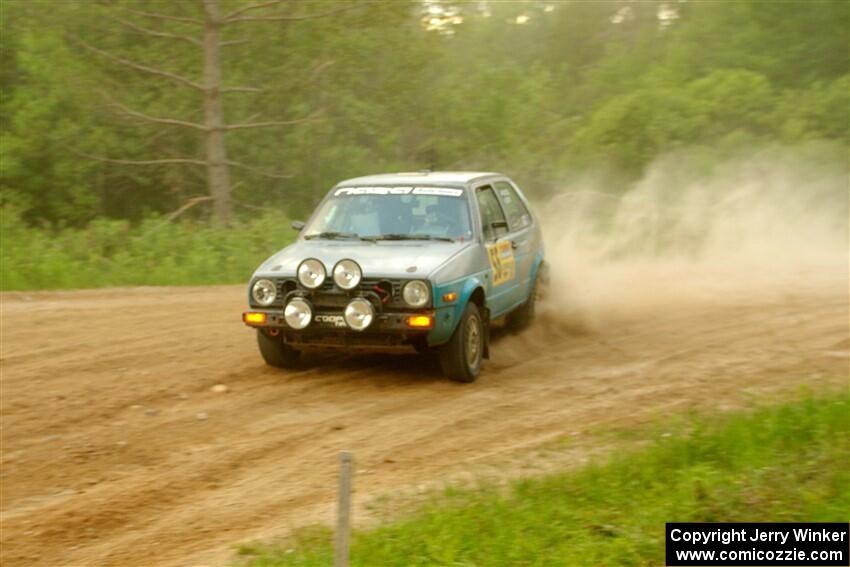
[242,171,545,382]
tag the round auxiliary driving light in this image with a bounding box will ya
[252,279,277,306]
[297,258,326,289]
[333,259,362,290]
[402,280,430,308]
[344,298,374,331]
[284,298,312,329]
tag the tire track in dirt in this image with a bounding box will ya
[1,271,847,566]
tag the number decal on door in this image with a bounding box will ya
[486,241,516,286]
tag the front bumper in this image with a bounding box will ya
[243,308,436,350]
[243,308,434,331]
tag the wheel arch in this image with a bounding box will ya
[530,252,546,286]
[468,285,486,310]
[458,281,489,359]
[428,276,487,346]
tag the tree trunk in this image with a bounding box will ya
[202,0,232,223]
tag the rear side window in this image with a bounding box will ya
[494,181,532,230]
[475,185,508,241]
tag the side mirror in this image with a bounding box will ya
[291,220,305,231]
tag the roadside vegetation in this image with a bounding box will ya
[0,208,292,290]
[237,391,850,566]
[1,1,848,291]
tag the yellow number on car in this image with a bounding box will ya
[486,241,516,286]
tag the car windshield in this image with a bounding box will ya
[303,187,472,241]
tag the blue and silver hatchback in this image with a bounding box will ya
[243,171,545,382]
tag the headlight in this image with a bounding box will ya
[333,259,362,290]
[284,298,312,329]
[344,298,374,331]
[402,280,430,308]
[252,279,277,306]
[297,258,326,289]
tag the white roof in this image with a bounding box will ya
[337,171,502,187]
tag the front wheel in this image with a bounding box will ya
[256,330,300,368]
[438,302,484,383]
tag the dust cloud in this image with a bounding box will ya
[536,145,849,330]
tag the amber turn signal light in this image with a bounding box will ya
[243,312,267,325]
[407,315,433,328]
[442,292,458,302]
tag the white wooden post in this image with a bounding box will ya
[335,451,353,567]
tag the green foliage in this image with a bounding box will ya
[238,391,850,566]
[571,68,785,172]
[0,207,293,290]
[1,0,847,228]
[776,75,850,143]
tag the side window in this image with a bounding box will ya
[494,181,532,230]
[475,185,508,241]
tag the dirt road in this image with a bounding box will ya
[1,268,847,566]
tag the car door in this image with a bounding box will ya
[474,183,517,317]
[492,179,535,307]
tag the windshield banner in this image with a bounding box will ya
[334,187,464,197]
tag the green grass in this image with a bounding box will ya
[237,391,850,566]
[0,208,294,290]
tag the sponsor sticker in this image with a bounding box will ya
[486,240,515,286]
[334,186,464,197]
[313,314,347,328]
[412,187,464,197]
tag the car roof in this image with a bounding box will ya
[336,171,503,188]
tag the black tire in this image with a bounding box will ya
[256,330,300,368]
[507,266,545,332]
[438,302,484,383]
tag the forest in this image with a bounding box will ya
[1,0,848,289]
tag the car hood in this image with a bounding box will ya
[253,239,474,280]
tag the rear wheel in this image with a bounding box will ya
[507,264,546,332]
[438,302,483,383]
[256,330,300,368]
